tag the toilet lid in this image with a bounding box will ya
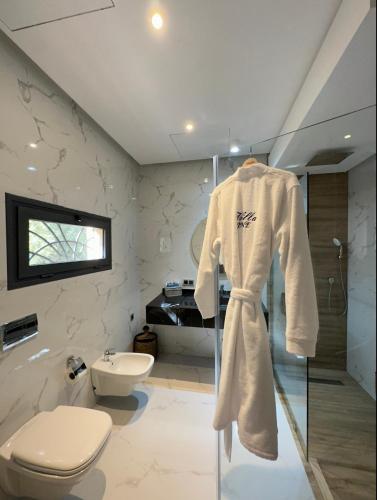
[11,406,112,477]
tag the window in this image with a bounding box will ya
[28,220,105,266]
[6,194,112,289]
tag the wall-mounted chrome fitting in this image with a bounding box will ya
[0,313,38,352]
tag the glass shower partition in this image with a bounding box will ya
[214,106,376,500]
[269,174,309,457]
[214,153,311,500]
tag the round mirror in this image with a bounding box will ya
[191,218,207,267]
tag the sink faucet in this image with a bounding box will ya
[103,348,116,362]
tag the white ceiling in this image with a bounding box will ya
[0,0,113,31]
[258,105,376,176]
[0,0,375,167]
[269,2,376,172]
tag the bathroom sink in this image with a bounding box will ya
[91,353,154,397]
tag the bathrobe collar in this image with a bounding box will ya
[233,163,268,181]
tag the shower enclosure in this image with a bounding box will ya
[211,106,376,500]
[212,156,313,500]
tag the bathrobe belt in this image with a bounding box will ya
[221,287,262,460]
[230,287,261,319]
[230,287,261,303]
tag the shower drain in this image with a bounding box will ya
[309,377,344,386]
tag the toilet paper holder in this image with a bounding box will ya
[66,355,87,383]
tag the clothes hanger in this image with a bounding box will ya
[242,147,258,168]
[242,158,258,167]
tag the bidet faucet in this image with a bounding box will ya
[103,348,116,362]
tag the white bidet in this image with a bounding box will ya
[91,352,155,397]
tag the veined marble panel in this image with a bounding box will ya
[155,326,216,359]
[137,159,213,305]
[0,31,141,444]
[347,156,376,399]
[137,159,214,357]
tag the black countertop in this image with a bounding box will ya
[146,291,268,329]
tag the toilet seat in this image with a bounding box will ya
[10,406,112,477]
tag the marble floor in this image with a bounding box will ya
[149,353,215,388]
[220,398,315,500]
[67,381,217,500]
[63,355,315,500]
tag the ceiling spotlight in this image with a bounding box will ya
[344,134,352,140]
[29,143,38,149]
[185,123,194,132]
[230,145,240,154]
[27,165,38,172]
[152,13,164,30]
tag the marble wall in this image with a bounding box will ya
[138,159,213,306]
[137,156,267,358]
[137,159,214,357]
[347,156,376,399]
[0,32,141,444]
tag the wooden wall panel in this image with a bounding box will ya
[308,173,348,370]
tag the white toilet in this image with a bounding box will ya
[0,405,112,500]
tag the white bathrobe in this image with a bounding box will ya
[194,163,318,461]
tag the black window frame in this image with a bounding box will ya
[5,193,112,290]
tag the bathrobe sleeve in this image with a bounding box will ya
[277,183,319,357]
[194,192,221,319]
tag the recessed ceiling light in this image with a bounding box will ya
[29,143,38,149]
[204,178,209,184]
[26,165,38,172]
[230,145,240,154]
[185,123,194,132]
[152,13,163,30]
[344,134,352,140]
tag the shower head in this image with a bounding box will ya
[333,238,344,259]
